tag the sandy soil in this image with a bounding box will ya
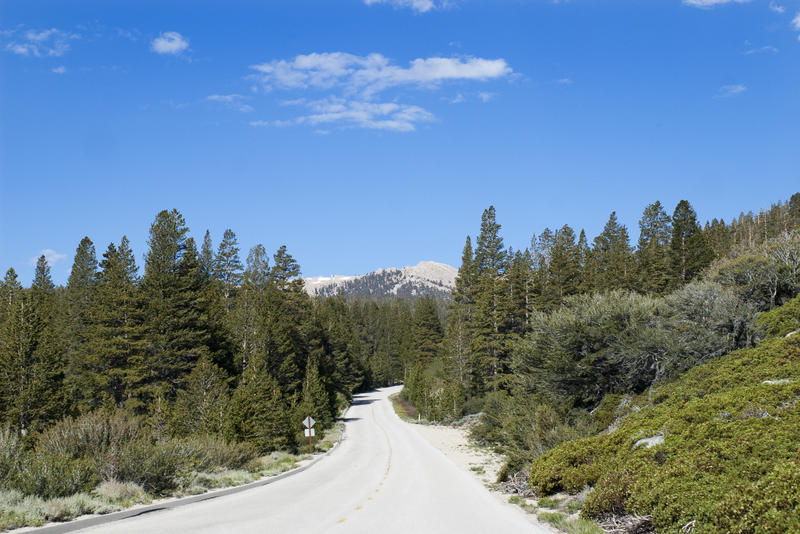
[410,423,504,487]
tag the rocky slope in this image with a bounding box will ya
[303,261,456,299]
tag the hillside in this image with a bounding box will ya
[303,261,456,299]
[527,300,800,533]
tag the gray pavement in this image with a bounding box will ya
[71,385,547,533]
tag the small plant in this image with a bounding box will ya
[93,480,147,506]
[538,496,560,509]
[538,511,568,529]
[566,500,583,514]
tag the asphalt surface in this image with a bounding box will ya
[74,385,547,534]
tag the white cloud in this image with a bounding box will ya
[683,0,750,7]
[29,249,67,267]
[151,31,188,55]
[447,92,466,103]
[769,1,785,13]
[363,0,443,13]
[744,45,779,54]
[3,28,78,57]
[248,51,511,132]
[478,91,494,102]
[716,84,747,97]
[206,94,254,112]
[52,65,67,74]
[250,52,511,97]
[793,12,800,30]
[252,97,435,132]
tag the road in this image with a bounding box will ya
[78,386,548,534]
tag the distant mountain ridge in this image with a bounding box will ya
[303,261,457,299]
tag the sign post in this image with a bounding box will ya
[303,416,315,454]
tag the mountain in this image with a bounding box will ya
[303,261,457,299]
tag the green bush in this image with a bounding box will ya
[0,427,23,487]
[92,479,147,505]
[179,434,259,472]
[715,459,800,534]
[529,335,800,533]
[10,453,99,499]
[115,440,185,495]
[35,410,145,481]
[757,293,800,338]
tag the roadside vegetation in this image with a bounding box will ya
[399,193,800,532]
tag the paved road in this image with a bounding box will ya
[79,386,547,534]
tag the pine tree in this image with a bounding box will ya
[171,355,231,436]
[0,260,63,433]
[588,212,635,292]
[0,268,22,329]
[543,225,581,308]
[270,245,302,290]
[232,245,270,372]
[670,200,713,284]
[213,229,243,303]
[471,206,511,392]
[63,237,99,411]
[443,237,476,391]
[135,210,215,411]
[411,296,443,366]
[200,230,214,280]
[85,237,145,409]
[636,201,672,294]
[298,357,333,429]
[227,357,291,453]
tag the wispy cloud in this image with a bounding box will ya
[683,0,750,7]
[52,65,67,74]
[3,27,79,57]
[478,91,494,103]
[29,249,67,267]
[252,97,435,132]
[206,94,254,112]
[250,52,511,98]
[363,0,449,13]
[151,31,189,55]
[744,45,779,54]
[247,52,511,132]
[716,84,747,98]
[769,1,785,13]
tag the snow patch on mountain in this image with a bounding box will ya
[303,261,457,298]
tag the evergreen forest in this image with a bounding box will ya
[1,194,800,531]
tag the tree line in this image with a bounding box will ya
[0,209,428,452]
[402,193,800,471]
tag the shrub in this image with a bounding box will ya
[10,453,99,499]
[35,410,145,481]
[0,427,23,487]
[529,334,800,533]
[180,435,258,472]
[0,490,46,529]
[115,440,185,495]
[715,459,800,534]
[42,493,117,522]
[92,480,147,505]
[757,293,800,338]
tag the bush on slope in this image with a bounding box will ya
[528,332,800,533]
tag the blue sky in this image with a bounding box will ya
[1,0,799,285]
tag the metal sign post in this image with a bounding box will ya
[303,416,315,453]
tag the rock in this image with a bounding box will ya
[762,378,796,385]
[633,434,664,449]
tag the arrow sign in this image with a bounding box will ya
[303,416,315,428]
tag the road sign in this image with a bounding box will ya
[304,428,316,437]
[303,416,315,428]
